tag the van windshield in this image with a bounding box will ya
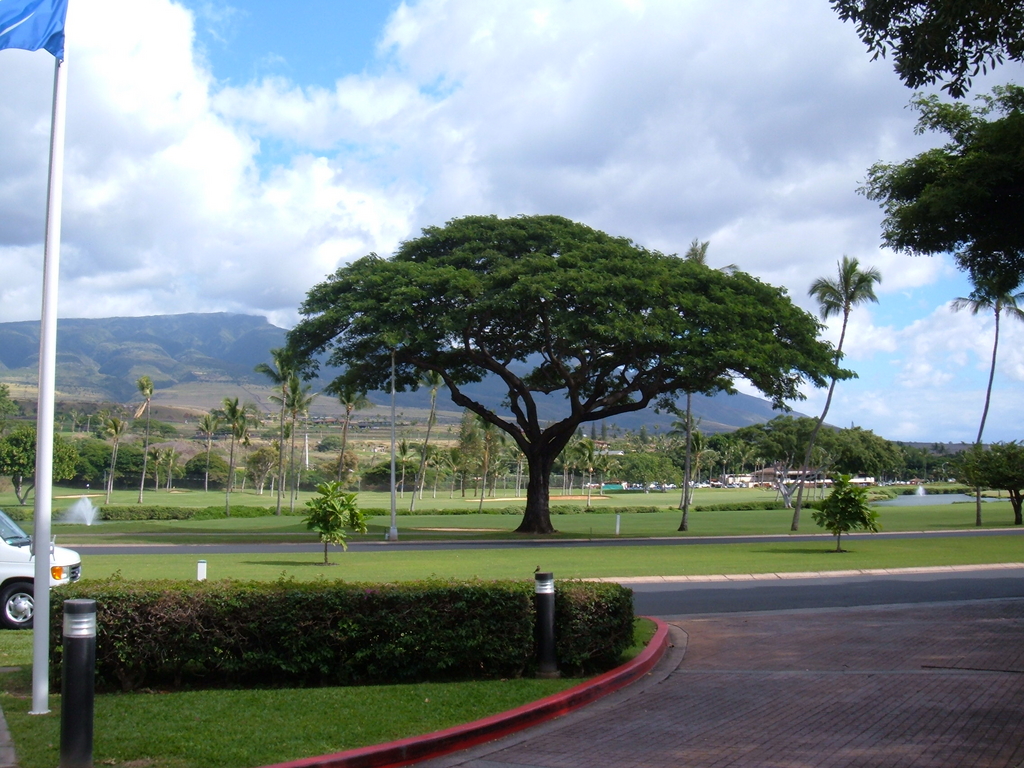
[0,511,31,547]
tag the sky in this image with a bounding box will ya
[1,0,1022,443]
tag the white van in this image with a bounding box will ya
[0,510,82,629]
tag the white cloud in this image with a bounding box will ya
[2,0,1023,442]
[0,0,417,324]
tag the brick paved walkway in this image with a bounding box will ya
[419,599,1024,768]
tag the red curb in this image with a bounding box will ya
[258,617,671,768]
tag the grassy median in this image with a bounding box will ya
[0,620,655,768]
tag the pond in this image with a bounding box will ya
[873,493,988,507]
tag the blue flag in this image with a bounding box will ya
[0,0,68,59]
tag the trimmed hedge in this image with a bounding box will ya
[690,500,829,512]
[50,578,633,691]
[692,501,789,512]
[96,505,279,521]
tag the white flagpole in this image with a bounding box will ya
[31,52,68,716]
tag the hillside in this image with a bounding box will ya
[0,313,800,432]
[0,313,286,402]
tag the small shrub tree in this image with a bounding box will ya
[304,482,367,564]
[811,474,880,552]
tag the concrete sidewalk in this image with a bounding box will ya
[416,598,1024,767]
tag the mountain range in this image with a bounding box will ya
[0,313,799,432]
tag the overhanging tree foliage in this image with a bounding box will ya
[863,85,1024,281]
[288,215,842,533]
[831,0,1024,97]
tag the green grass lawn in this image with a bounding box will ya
[74,534,1024,583]
[0,665,578,768]
[0,620,656,768]
[34,500,1024,546]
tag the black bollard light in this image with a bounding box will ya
[534,572,559,678]
[61,599,96,768]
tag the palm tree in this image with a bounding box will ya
[684,237,709,264]
[255,348,297,516]
[196,412,220,492]
[163,446,178,490]
[135,375,154,503]
[475,418,504,512]
[951,270,1024,525]
[217,397,259,516]
[397,438,411,499]
[103,417,128,504]
[410,371,444,511]
[148,447,162,491]
[791,256,881,531]
[592,453,619,497]
[284,375,316,512]
[671,407,698,530]
[330,382,369,484]
[575,437,597,508]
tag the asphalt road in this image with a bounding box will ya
[633,568,1024,617]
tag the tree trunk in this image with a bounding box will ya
[678,392,693,531]
[288,416,298,513]
[336,408,352,482]
[204,440,211,493]
[138,404,151,503]
[225,436,235,517]
[411,391,438,510]
[792,310,851,531]
[515,452,555,533]
[276,403,287,515]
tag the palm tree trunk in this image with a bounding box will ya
[138,404,151,503]
[225,435,235,517]
[678,392,693,531]
[288,415,299,513]
[477,444,490,513]
[275,402,287,516]
[204,436,212,492]
[974,308,1000,526]
[411,391,438,510]
[336,407,352,482]
[792,311,849,531]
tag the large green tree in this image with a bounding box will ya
[831,0,1024,97]
[863,85,1024,281]
[0,426,77,505]
[288,215,842,533]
